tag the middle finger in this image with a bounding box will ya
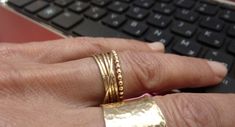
[15,51,227,105]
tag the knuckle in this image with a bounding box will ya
[0,62,23,93]
[0,118,14,127]
[74,37,108,53]
[35,46,57,62]
[0,44,17,58]
[121,51,164,90]
[168,94,222,127]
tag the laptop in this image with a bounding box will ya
[1,0,235,93]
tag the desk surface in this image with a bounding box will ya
[0,6,62,43]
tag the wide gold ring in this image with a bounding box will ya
[102,95,167,127]
[93,50,124,104]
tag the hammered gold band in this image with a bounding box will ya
[93,50,124,104]
[102,95,166,127]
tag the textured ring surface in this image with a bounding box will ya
[102,95,166,127]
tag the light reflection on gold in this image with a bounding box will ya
[102,95,166,127]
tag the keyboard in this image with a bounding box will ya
[6,0,235,93]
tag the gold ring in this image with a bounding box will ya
[102,95,167,127]
[93,50,124,104]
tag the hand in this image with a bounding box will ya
[0,37,232,127]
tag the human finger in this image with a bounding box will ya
[86,93,235,127]
[154,93,235,127]
[0,37,164,63]
[2,93,234,127]
[41,51,227,104]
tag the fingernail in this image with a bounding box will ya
[207,61,228,78]
[147,42,165,52]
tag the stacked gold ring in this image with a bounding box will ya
[93,50,124,104]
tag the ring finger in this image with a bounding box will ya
[78,93,235,127]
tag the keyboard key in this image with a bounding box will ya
[25,1,49,13]
[126,7,149,20]
[159,0,173,2]
[73,19,129,38]
[227,25,235,37]
[172,39,201,56]
[171,21,197,37]
[220,10,235,23]
[198,30,224,48]
[205,50,234,70]
[196,2,218,15]
[38,6,63,20]
[175,9,198,23]
[227,41,235,55]
[145,29,173,46]
[8,0,33,8]
[91,0,111,7]
[123,21,148,37]
[153,3,175,15]
[147,13,171,28]
[205,77,235,93]
[108,1,129,13]
[52,11,83,29]
[174,0,195,9]
[54,0,74,7]
[85,7,107,20]
[200,17,224,32]
[119,0,133,3]
[102,13,126,28]
[134,0,155,9]
[68,1,89,13]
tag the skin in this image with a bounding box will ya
[0,37,234,127]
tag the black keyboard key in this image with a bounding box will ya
[38,6,63,20]
[108,1,129,13]
[91,0,111,7]
[54,0,74,7]
[171,21,197,37]
[205,77,235,93]
[153,3,175,15]
[85,7,107,20]
[68,1,89,13]
[8,0,33,8]
[119,0,133,3]
[227,25,235,37]
[73,19,129,38]
[196,2,218,15]
[159,0,173,2]
[220,10,235,23]
[123,21,148,37]
[126,7,149,20]
[25,1,49,13]
[145,29,173,46]
[205,50,234,70]
[52,11,83,29]
[174,0,195,9]
[175,9,198,23]
[200,17,224,32]
[134,0,155,9]
[102,13,126,28]
[147,13,171,28]
[173,39,201,56]
[227,41,235,55]
[198,30,225,48]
